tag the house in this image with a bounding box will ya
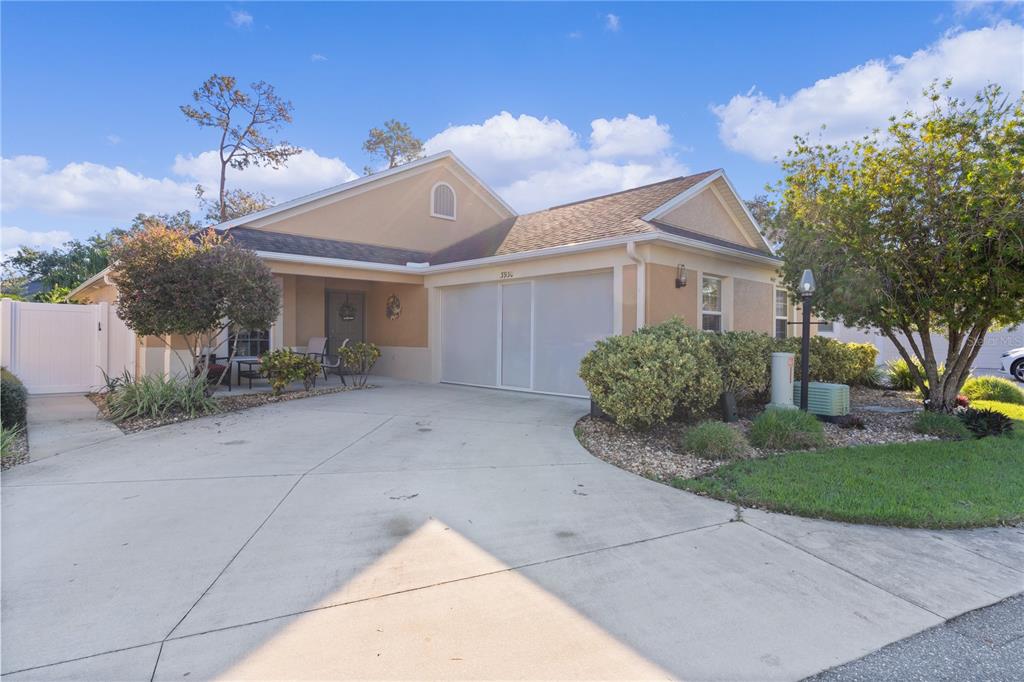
[72,151,791,398]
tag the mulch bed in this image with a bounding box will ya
[1,428,30,470]
[88,384,372,434]
[576,387,938,483]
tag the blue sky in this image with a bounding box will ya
[2,1,1021,254]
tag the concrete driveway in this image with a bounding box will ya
[3,380,1022,680]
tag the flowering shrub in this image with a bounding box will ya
[338,342,381,388]
[260,349,321,395]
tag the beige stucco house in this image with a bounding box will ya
[73,151,796,397]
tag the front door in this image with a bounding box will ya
[325,290,365,357]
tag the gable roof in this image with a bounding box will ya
[214,150,516,233]
[431,169,774,264]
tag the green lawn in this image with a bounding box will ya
[675,411,1024,529]
[972,399,1024,421]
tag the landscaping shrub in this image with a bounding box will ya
[706,330,773,401]
[580,320,721,430]
[958,408,1014,439]
[776,336,879,385]
[962,376,1024,405]
[1,368,28,428]
[887,358,953,395]
[748,408,826,451]
[681,421,748,460]
[260,348,321,395]
[106,375,217,422]
[913,411,971,440]
[338,342,382,388]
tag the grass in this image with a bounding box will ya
[973,399,1024,421]
[675,411,1024,529]
[913,411,971,439]
[747,407,826,451]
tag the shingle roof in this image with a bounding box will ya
[431,170,770,264]
[220,170,774,268]
[223,227,431,266]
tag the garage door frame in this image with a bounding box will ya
[440,270,612,399]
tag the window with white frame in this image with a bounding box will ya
[228,326,270,357]
[701,276,723,332]
[431,182,456,220]
[775,289,789,339]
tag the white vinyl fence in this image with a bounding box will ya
[0,299,136,394]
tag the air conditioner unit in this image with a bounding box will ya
[793,382,850,417]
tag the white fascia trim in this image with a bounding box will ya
[716,171,777,255]
[641,170,723,222]
[256,230,780,277]
[642,170,776,256]
[254,251,415,273]
[213,150,517,232]
[69,267,112,298]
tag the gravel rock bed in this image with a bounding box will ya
[1,429,30,470]
[89,384,371,434]
[576,387,940,483]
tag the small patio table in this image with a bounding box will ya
[235,359,264,389]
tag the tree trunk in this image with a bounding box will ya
[219,160,228,223]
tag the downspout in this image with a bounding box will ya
[626,241,646,329]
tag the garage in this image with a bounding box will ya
[440,270,614,397]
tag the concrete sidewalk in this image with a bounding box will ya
[2,381,1022,680]
[24,394,122,461]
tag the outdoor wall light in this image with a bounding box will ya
[675,264,687,288]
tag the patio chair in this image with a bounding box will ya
[321,338,351,385]
[302,337,328,362]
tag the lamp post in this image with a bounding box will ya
[798,269,816,411]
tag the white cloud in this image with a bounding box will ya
[425,111,687,212]
[172,148,358,201]
[106,134,121,145]
[310,53,328,62]
[1,155,195,216]
[229,10,253,29]
[589,114,672,159]
[1,226,73,258]
[1,148,358,224]
[568,30,583,39]
[713,22,1024,161]
[605,13,621,32]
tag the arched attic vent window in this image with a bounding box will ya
[431,182,456,220]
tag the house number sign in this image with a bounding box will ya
[498,271,514,279]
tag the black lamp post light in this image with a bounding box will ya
[798,269,816,411]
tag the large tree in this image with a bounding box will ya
[110,226,280,381]
[181,74,300,222]
[362,119,423,174]
[777,83,1024,411]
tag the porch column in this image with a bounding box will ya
[271,275,285,350]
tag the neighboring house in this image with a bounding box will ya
[72,151,791,398]
[820,322,1024,377]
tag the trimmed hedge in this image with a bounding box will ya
[707,330,774,400]
[962,376,1024,405]
[1,368,27,428]
[580,320,721,429]
[776,336,879,386]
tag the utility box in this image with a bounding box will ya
[794,382,850,417]
[770,352,796,409]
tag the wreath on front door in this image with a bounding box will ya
[385,294,401,320]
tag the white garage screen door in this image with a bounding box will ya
[441,271,613,396]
